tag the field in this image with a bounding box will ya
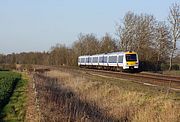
[0,68,179,122]
[31,68,180,122]
[0,71,28,121]
[0,71,21,110]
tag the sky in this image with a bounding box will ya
[0,0,179,54]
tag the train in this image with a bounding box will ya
[78,51,139,71]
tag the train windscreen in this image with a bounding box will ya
[126,54,137,61]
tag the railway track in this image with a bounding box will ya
[76,68,180,91]
[32,65,180,91]
[139,72,180,81]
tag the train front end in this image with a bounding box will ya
[123,51,139,70]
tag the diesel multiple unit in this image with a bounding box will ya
[78,51,139,71]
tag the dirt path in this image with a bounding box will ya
[25,74,40,122]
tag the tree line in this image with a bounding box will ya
[0,3,179,71]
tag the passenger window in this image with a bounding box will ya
[99,57,103,63]
[104,57,107,63]
[88,57,91,63]
[109,56,117,63]
[118,56,123,63]
[93,57,98,63]
[81,58,85,63]
[86,58,89,63]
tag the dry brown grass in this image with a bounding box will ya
[33,73,118,121]
[46,70,180,122]
[163,70,180,76]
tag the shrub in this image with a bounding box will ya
[172,64,179,70]
[160,63,169,71]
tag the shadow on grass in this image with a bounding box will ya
[34,74,125,122]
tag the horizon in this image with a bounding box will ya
[0,0,179,54]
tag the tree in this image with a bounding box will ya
[72,33,100,55]
[153,22,172,70]
[100,33,118,53]
[154,22,171,62]
[71,33,100,65]
[116,12,137,51]
[116,12,156,61]
[49,44,68,66]
[0,54,5,64]
[168,3,180,70]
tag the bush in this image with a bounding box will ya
[139,61,161,71]
[172,64,179,70]
[160,63,169,71]
[0,64,16,71]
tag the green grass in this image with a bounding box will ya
[0,72,28,122]
[0,71,21,110]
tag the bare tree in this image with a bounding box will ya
[49,44,68,66]
[168,3,180,70]
[116,12,156,61]
[154,22,171,62]
[100,33,118,53]
[71,33,100,65]
[72,33,100,55]
[116,12,137,51]
[152,22,172,70]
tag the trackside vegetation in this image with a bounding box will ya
[0,71,28,121]
[43,70,180,121]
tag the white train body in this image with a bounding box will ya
[78,51,139,70]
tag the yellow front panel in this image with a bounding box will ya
[127,61,136,66]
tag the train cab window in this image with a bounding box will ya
[118,56,123,63]
[109,56,117,63]
[126,54,137,61]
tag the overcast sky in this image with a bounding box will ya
[0,0,179,54]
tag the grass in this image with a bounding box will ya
[46,70,180,122]
[33,73,118,121]
[86,72,180,100]
[0,72,28,122]
[163,70,180,76]
[0,71,21,112]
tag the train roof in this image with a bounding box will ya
[105,51,137,55]
[78,55,90,58]
[78,51,137,58]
